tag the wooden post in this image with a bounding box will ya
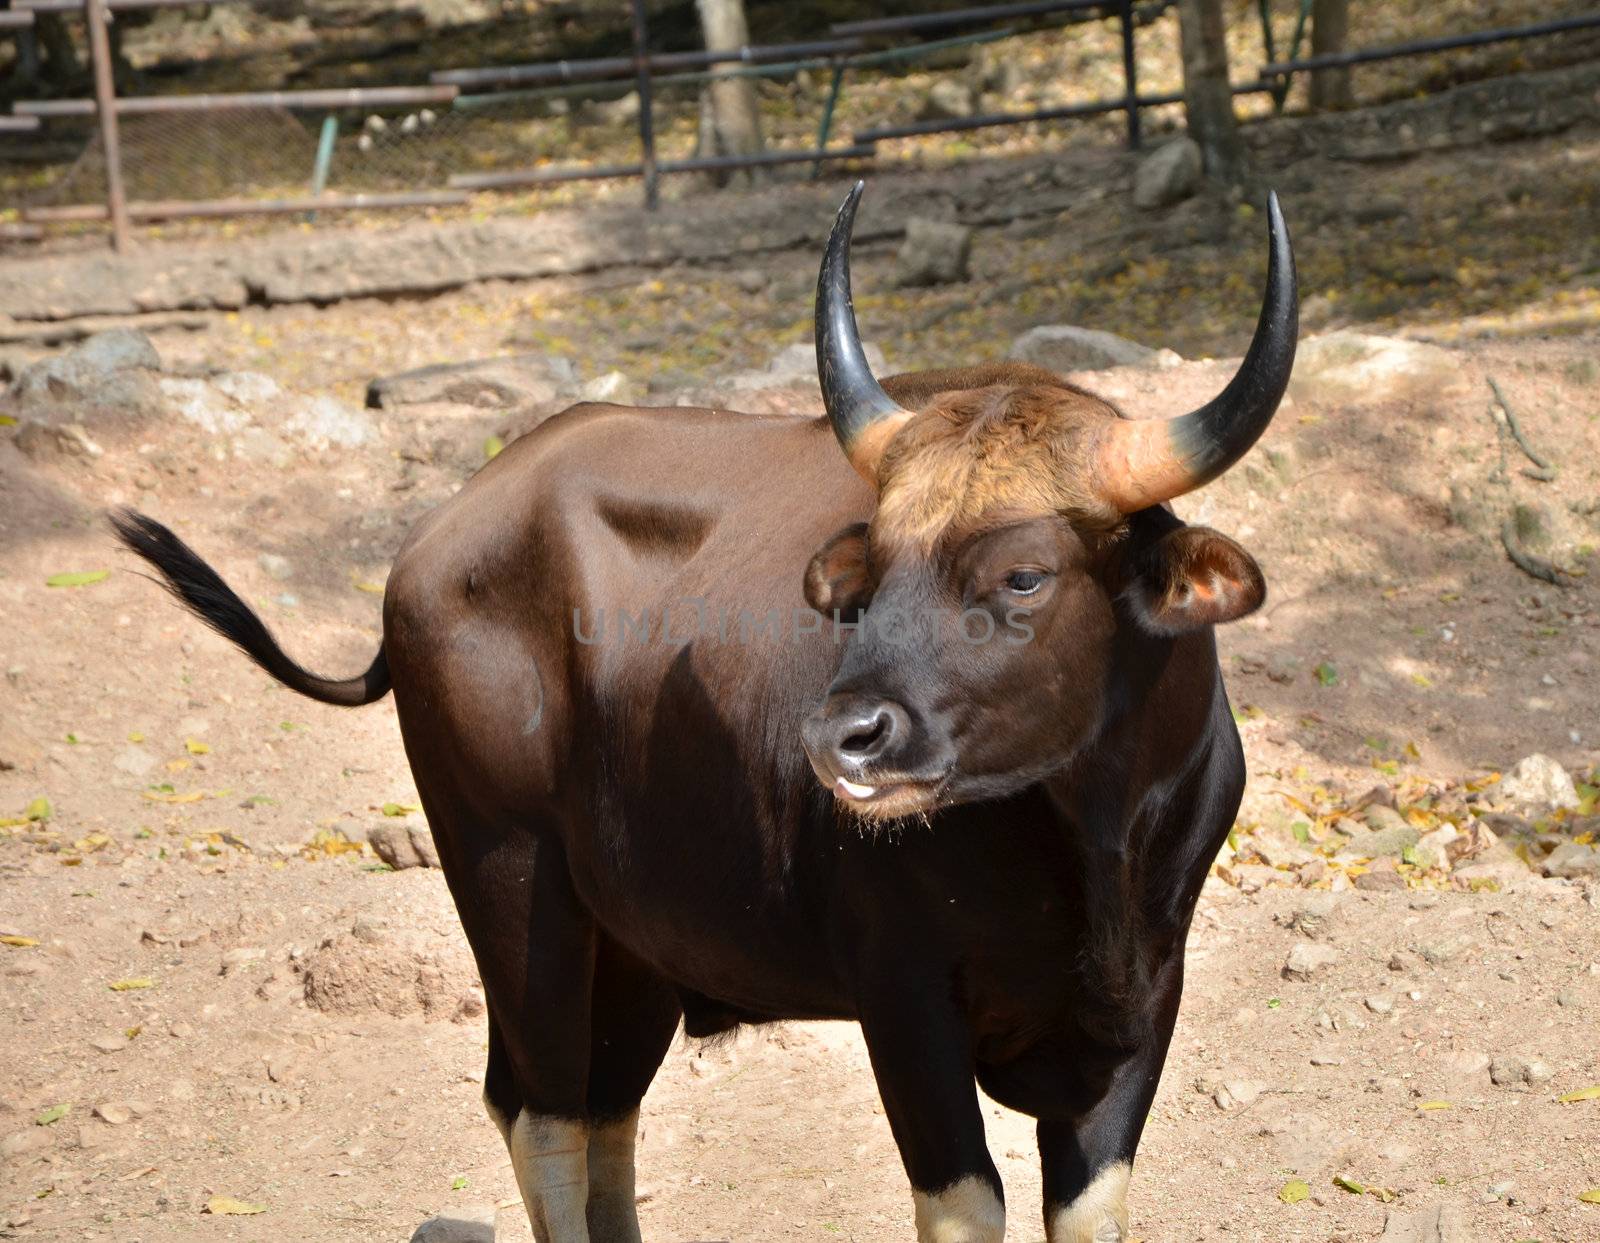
[84,0,130,252]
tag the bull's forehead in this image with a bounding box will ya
[869,385,1124,555]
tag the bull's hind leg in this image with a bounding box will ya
[420,799,598,1243]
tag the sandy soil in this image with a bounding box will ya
[3,129,1600,1243]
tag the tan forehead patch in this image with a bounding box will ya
[871,384,1124,553]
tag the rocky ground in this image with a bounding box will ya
[3,113,1600,1242]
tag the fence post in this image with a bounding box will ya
[84,0,130,252]
[1118,0,1141,150]
[629,0,659,211]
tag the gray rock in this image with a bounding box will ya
[1495,754,1580,810]
[15,420,103,461]
[1283,942,1339,981]
[1542,841,1600,879]
[764,341,888,383]
[1355,867,1408,892]
[1212,1079,1265,1111]
[365,354,577,411]
[1133,138,1203,210]
[1378,1204,1469,1243]
[579,369,640,404]
[1362,804,1411,835]
[12,329,159,398]
[1287,331,1470,407]
[1489,1055,1553,1088]
[257,553,293,581]
[894,217,973,287]
[7,329,165,422]
[160,372,374,450]
[919,78,976,121]
[1249,831,1314,870]
[1338,822,1420,860]
[410,1205,497,1243]
[368,823,440,871]
[1006,325,1174,373]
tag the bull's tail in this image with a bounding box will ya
[110,509,392,708]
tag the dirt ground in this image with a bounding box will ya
[3,112,1600,1243]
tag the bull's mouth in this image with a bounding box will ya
[830,774,943,819]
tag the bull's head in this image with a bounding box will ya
[799,182,1296,821]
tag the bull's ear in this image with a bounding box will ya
[804,523,873,616]
[1121,525,1264,636]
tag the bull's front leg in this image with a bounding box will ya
[859,980,1004,1243]
[1037,953,1184,1243]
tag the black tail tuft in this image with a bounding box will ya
[110,509,391,708]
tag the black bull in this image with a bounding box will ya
[114,186,1298,1242]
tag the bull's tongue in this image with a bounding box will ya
[836,777,877,800]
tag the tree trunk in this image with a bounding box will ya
[1177,0,1247,184]
[36,13,82,86]
[1309,0,1353,111]
[695,0,764,184]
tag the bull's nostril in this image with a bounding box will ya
[840,712,890,757]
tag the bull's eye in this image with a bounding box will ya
[1004,570,1047,596]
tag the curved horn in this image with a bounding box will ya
[1093,191,1298,512]
[816,181,913,484]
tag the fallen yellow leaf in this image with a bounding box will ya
[204,1196,267,1215]
[1558,1085,1600,1103]
[185,739,210,755]
[1416,1100,1452,1111]
[108,978,155,992]
[1,935,39,948]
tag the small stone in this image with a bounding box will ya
[453,987,486,1023]
[16,420,104,462]
[1365,994,1395,1014]
[89,1033,129,1053]
[1006,324,1169,372]
[894,217,973,287]
[221,946,266,973]
[1556,989,1579,1008]
[1339,821,1420,861]
[1,1128,53,1161]
[1495,754,1580,810]
[368,822,426,870]
[1133,137,1202,210]
[579,369,638,404]
[1283,943,1339,981]
[1542,842,1600,879]
[409,1205,497,1243]
[1378,1204,1469,1243]
[1355,867,1408,892]
[919,78,976,121]
[168,1020,195,1039]
[1310,1053,1344,1066]
[92,1101,133,1126]
[733,268,767,294]
[352,916,390,944]
[1212,1079,1264,1111]
[1489,1056,1534,1087]
[256,553,293,581]
[1289,332,1471,407]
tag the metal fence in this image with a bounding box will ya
[5,0,1600,252]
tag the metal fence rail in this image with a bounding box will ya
[7,1,1598,252]
[1259,10,1600,76]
